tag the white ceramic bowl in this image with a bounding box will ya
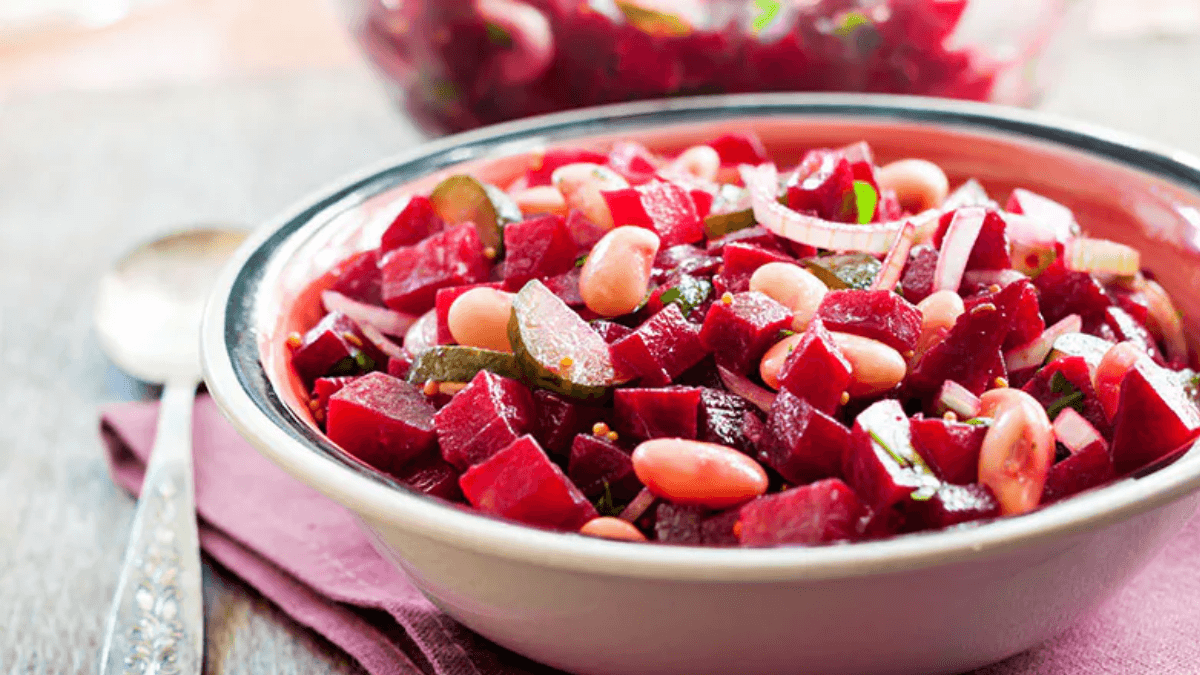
[201,94,1200,675]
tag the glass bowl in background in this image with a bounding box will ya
[341,0,1076,134]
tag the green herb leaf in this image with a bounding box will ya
[594,480,622,517]
[485,22,513,48]
[909,486,937,502]
[963,417,992,426]
[659,287,682,305]
[869,429,911,469]
[752,0,781,32]
[1046,371,1086,419]
[575,254,588,268]
[778,329,797,339]
[834,11,870,36]
[852,180,878,225]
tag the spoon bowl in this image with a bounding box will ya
[94,225,246,675]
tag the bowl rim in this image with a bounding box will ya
[201,92,1200,582]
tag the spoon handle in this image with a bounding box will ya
[99,379,204,675]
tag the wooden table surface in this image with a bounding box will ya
[2,23,1200,674]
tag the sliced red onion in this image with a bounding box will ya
[403,308,439,357]
[618,488,656,523]
[932,207,986,293]
[1063,237,1140,276]
[717,364,777,414]
[934,380,981,419]
[740,163,937,254]
[1142,279,1189,364]
[870,220,916,291]
[358,323,407,361]
[477,0,555,85]
[943,179,994,209]
[962,268,1028,289]
[1004,313,1083,372]
[322,290,417,338]
[1052,407,1106,454]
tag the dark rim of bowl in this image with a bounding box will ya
[206,92,1200,580]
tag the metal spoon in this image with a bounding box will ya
[94,227,247,675]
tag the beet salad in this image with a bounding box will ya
[286,132,1200,547]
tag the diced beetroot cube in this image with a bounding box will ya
[698,291,792,374]
[433,370,536,469]
[381,195,445,251]
[291,312,377,383]
[606,141,659,185]
[566,209,606,251]
[610,304,708,387]
[777,317,853,414]
[906,483,999,530]
[1110,360,1200,474]
[1021,356,1112,438]
[910,417,986,485]
[654,243,713,273]
[900,244,939,304]
[786,151,857,222]
[311,375,358,424]
[654,503,705,544]
[613,386,702,440]
[843,399,941,514]
[717,242,794,294]
[967,210,1011,270]
[909,280,1028,395]
[1033,259,1111,326]
[700,508,741,546]
[392,449,463,502]
[690,189,714,219]
[1109,285,1150,326]
[737,479,866,546]
[603,182,704,247]
[459,435,598,531]
[567,434,641,501]
[591,319,633,344]
[542,266,585,307]
[1040,440,1115,504]
[764,390,852,484]
[327,372,436,475]
[531,390,599,457]
[329,250,383,306]
[707,132,768,166]
[386,354,411,380]
[1103,306,1162,364]
[526,147,609,187]
[434,281,503,344]
[698,388,758,455]
[999,281,1044,350]
[502,214,577,291]
[815,290,923,354]
[379,222,491,314]
[705,226,787,257]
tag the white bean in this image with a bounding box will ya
[578,226,660,317]
[830,332,907,397]
[877,159,950,213]
[977,388,1054,515]
[551,163,629,231]
[748,262,828,331]
[669,145,721,182]
[914,290,965,360]
[447,287,515,352]
[511,185,568,217]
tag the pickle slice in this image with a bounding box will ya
[406,345,521,385]
[509,279,619,400]
[801,253,882,290]
[429,175,519,256]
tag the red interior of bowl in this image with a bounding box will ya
[263,118,1200,446]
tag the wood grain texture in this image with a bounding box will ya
[2,31,1200,673]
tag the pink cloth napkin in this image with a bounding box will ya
[101,396,1200,675]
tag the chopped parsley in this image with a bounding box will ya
[778,329,797,339]
[752,0,781,32]
[1046,371,1086,419]
[852,180,878,224]
[834,11,870,37]
[659,287,682,305]
[575,254,588,268]
[869,429,911,469]
[657,276,712,317]
[963,417,992,426]
[485,22,513,48]
[594,480,622,517]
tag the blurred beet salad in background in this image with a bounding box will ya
[342,0,1073,132]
